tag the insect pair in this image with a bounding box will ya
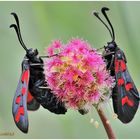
[11,7,140,133]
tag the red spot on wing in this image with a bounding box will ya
[21,87,26,95]
[115,59,119,73]
[15,106,24,123]
[122,96,134,106]
[115,59,126,73]
[125,83,133,91]
[118,78,124,86]
[27,91,34,103]
[120,60,126,72]
[16,96,21,104]
[21,70,29,84]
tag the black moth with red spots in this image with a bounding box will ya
[10,13,67,133]
[94,7,140,123]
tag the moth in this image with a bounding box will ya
[93,7,140,123]
[10,13,67,133]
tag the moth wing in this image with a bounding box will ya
[27,91,40,111]
[112,50,139,123]
[12,60,29,133]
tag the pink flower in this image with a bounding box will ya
[47,73,58,88]
[96,71,105,85]
[47,46,54,56]
[72,54,79,63]
[44,38,114,110]
[46,40,62,56]
[52,40,62,49]
[92,92,100,103]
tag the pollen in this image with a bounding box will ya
[112,113,118,119]
[73,74,78,81]
[90,118,94,123]
[94,121,99,128]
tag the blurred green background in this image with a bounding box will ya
[0,1,140,139]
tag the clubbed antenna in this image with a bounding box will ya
[93,7,115,42]
[10,13,28,51]
[101,7,115,41]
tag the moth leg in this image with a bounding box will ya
[30,63,44,66]
[102,51,115,57]
[103,52,115,68]
[108,54,115,70]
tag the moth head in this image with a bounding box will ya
[26,48,39,58]
[105,41,117,52]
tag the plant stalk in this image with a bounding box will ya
[96,107,116,139]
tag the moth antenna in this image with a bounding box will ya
[101,7,115,41]
[93,10,113,40]
[10,12,28,52]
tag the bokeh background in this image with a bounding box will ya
[0,1,140,139]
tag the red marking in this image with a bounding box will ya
[27,91,33,103]
[115,59,126,73]
[125,83,133,91]
[15,106,24,123]
[16,96,21,104]
[122,96,134,106]
[21,70,29,84]
[120,60,126,72]
[21,87,26,95]
[118,78,124,86]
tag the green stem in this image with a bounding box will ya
[96,107,116,139]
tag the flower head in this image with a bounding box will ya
[44,38,114,111]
